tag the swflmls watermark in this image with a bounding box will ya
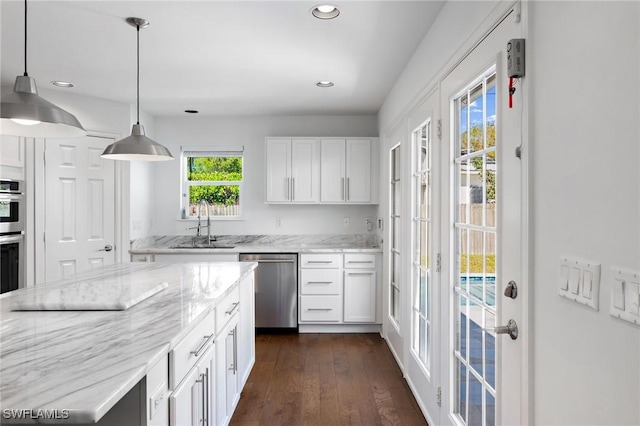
[2,408,70,420]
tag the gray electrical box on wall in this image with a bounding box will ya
[507,38,525,77]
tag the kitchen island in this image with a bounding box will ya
[0,261,256,425]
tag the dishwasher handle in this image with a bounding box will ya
[242,259,296,264]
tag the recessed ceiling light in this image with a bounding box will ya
[184,110,199,114]
[311,4,340,19]
[51,81,74,88]
[316,81,335,88]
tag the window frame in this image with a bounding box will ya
[180,146,245,221]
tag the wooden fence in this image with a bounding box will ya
[458,204,496,254]
[189,203,239,217]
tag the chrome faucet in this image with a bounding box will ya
[197,199,214,245]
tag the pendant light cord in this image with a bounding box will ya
[136,24,140,125]
[23,0,28,76]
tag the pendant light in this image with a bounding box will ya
[0,0,86,138]
[101,18,173,161]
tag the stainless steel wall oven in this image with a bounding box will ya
[0,179,25,294]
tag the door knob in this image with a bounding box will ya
[504,280,518,299]
[98,244,113,252]
[491,319,518,340]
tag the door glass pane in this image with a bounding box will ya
[411,120,432,372]
[390,145,401,325]
[453,68,498,425]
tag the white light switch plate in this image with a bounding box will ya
[558,256,600,310]
[610,268,640,326]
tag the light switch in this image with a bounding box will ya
[582,270,593,299]
[559,265,569,291]
[569,267,581,294]
[626,282,640,316]
[612,279,625,310]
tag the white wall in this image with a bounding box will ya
[529,2,639,424]
[129,108,156,240]
[377,1,640,424]
[152,114,378,236]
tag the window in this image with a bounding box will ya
[181,147,244,219]
[389,144,401,326]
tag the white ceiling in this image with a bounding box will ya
[1,1,445,117]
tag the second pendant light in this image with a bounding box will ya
[102,17,173,162]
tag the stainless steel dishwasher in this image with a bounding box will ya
[239,253,298,330]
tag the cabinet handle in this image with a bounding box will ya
[346,272,374,276]
[341,177,345,201]
[191,335,213,357]
[307,281,333,284]
[228,328,238,375]
[292,177,295,201]
[308,308,333,311]
[307,260,332,264]
[347,261,374,264]
[346,177,350,201]
[225,301,240,316]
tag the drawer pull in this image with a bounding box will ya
[190,334,213,357]
[347,261,373,264]
[307,308,333,311]
[346,272,373,276]
[307,260,332,264]
[225,301,240,315]
[308,281,333,284]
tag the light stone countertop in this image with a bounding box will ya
[0,261,257,424]
[129,234,383,255]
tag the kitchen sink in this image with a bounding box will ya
[169,243,236,249]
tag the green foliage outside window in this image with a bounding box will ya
[461,123,496,202]
[186,156,242,206]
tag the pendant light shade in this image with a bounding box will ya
[102,17,173,162]
[0,0,86,138]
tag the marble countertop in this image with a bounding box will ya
[0,261,257,423]
[129,234,383,255]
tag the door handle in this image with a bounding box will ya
[98,244,113,252]
[490,319,518,340]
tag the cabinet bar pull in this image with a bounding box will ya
[251,259,296,264]
[307,260,332,264]
[225,301,240,315]
[346,272,373,276]
[292,177,295,201]
[347,261,373,264]
[308,308,333,311]
[308,281,332,284]
[347,177,350,201]
[190,335,213,357]
[341,177,345,201]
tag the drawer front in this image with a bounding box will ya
[169,309,215,389]
[344,253,376,269]
[300,269,342,295]
[216,285,240,335]
[300,295,342,322]
[300,254,342,269]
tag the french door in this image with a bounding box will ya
[440,9,525,426]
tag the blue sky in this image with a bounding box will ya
[460,85,496,134]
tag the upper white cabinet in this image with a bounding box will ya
[265,137,378,205]
[0,135,25,180]
[265,138,318,203]
[320,138,373,204]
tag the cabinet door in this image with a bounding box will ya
[291,138,318,202]
[345,139,371,203]
[215,315,239,426]
[265,138,292,202]
[319,139,346,203]
[343,270,376,322]
[170,364,204,426]
[237,275,255,388]
[199,345,215,426]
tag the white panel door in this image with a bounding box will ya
[319,139,346,203]
[45,136,115,281]
[345,139,371,203]
[440,8,524,425]
[290,138,317,202]
[265,138,291,202]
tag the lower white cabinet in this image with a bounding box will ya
[299,253,378,325]
[151,253,239,262]
[169,274,255,426]
[170,345,214,426]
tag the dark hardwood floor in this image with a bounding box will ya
[231,333,428,426]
